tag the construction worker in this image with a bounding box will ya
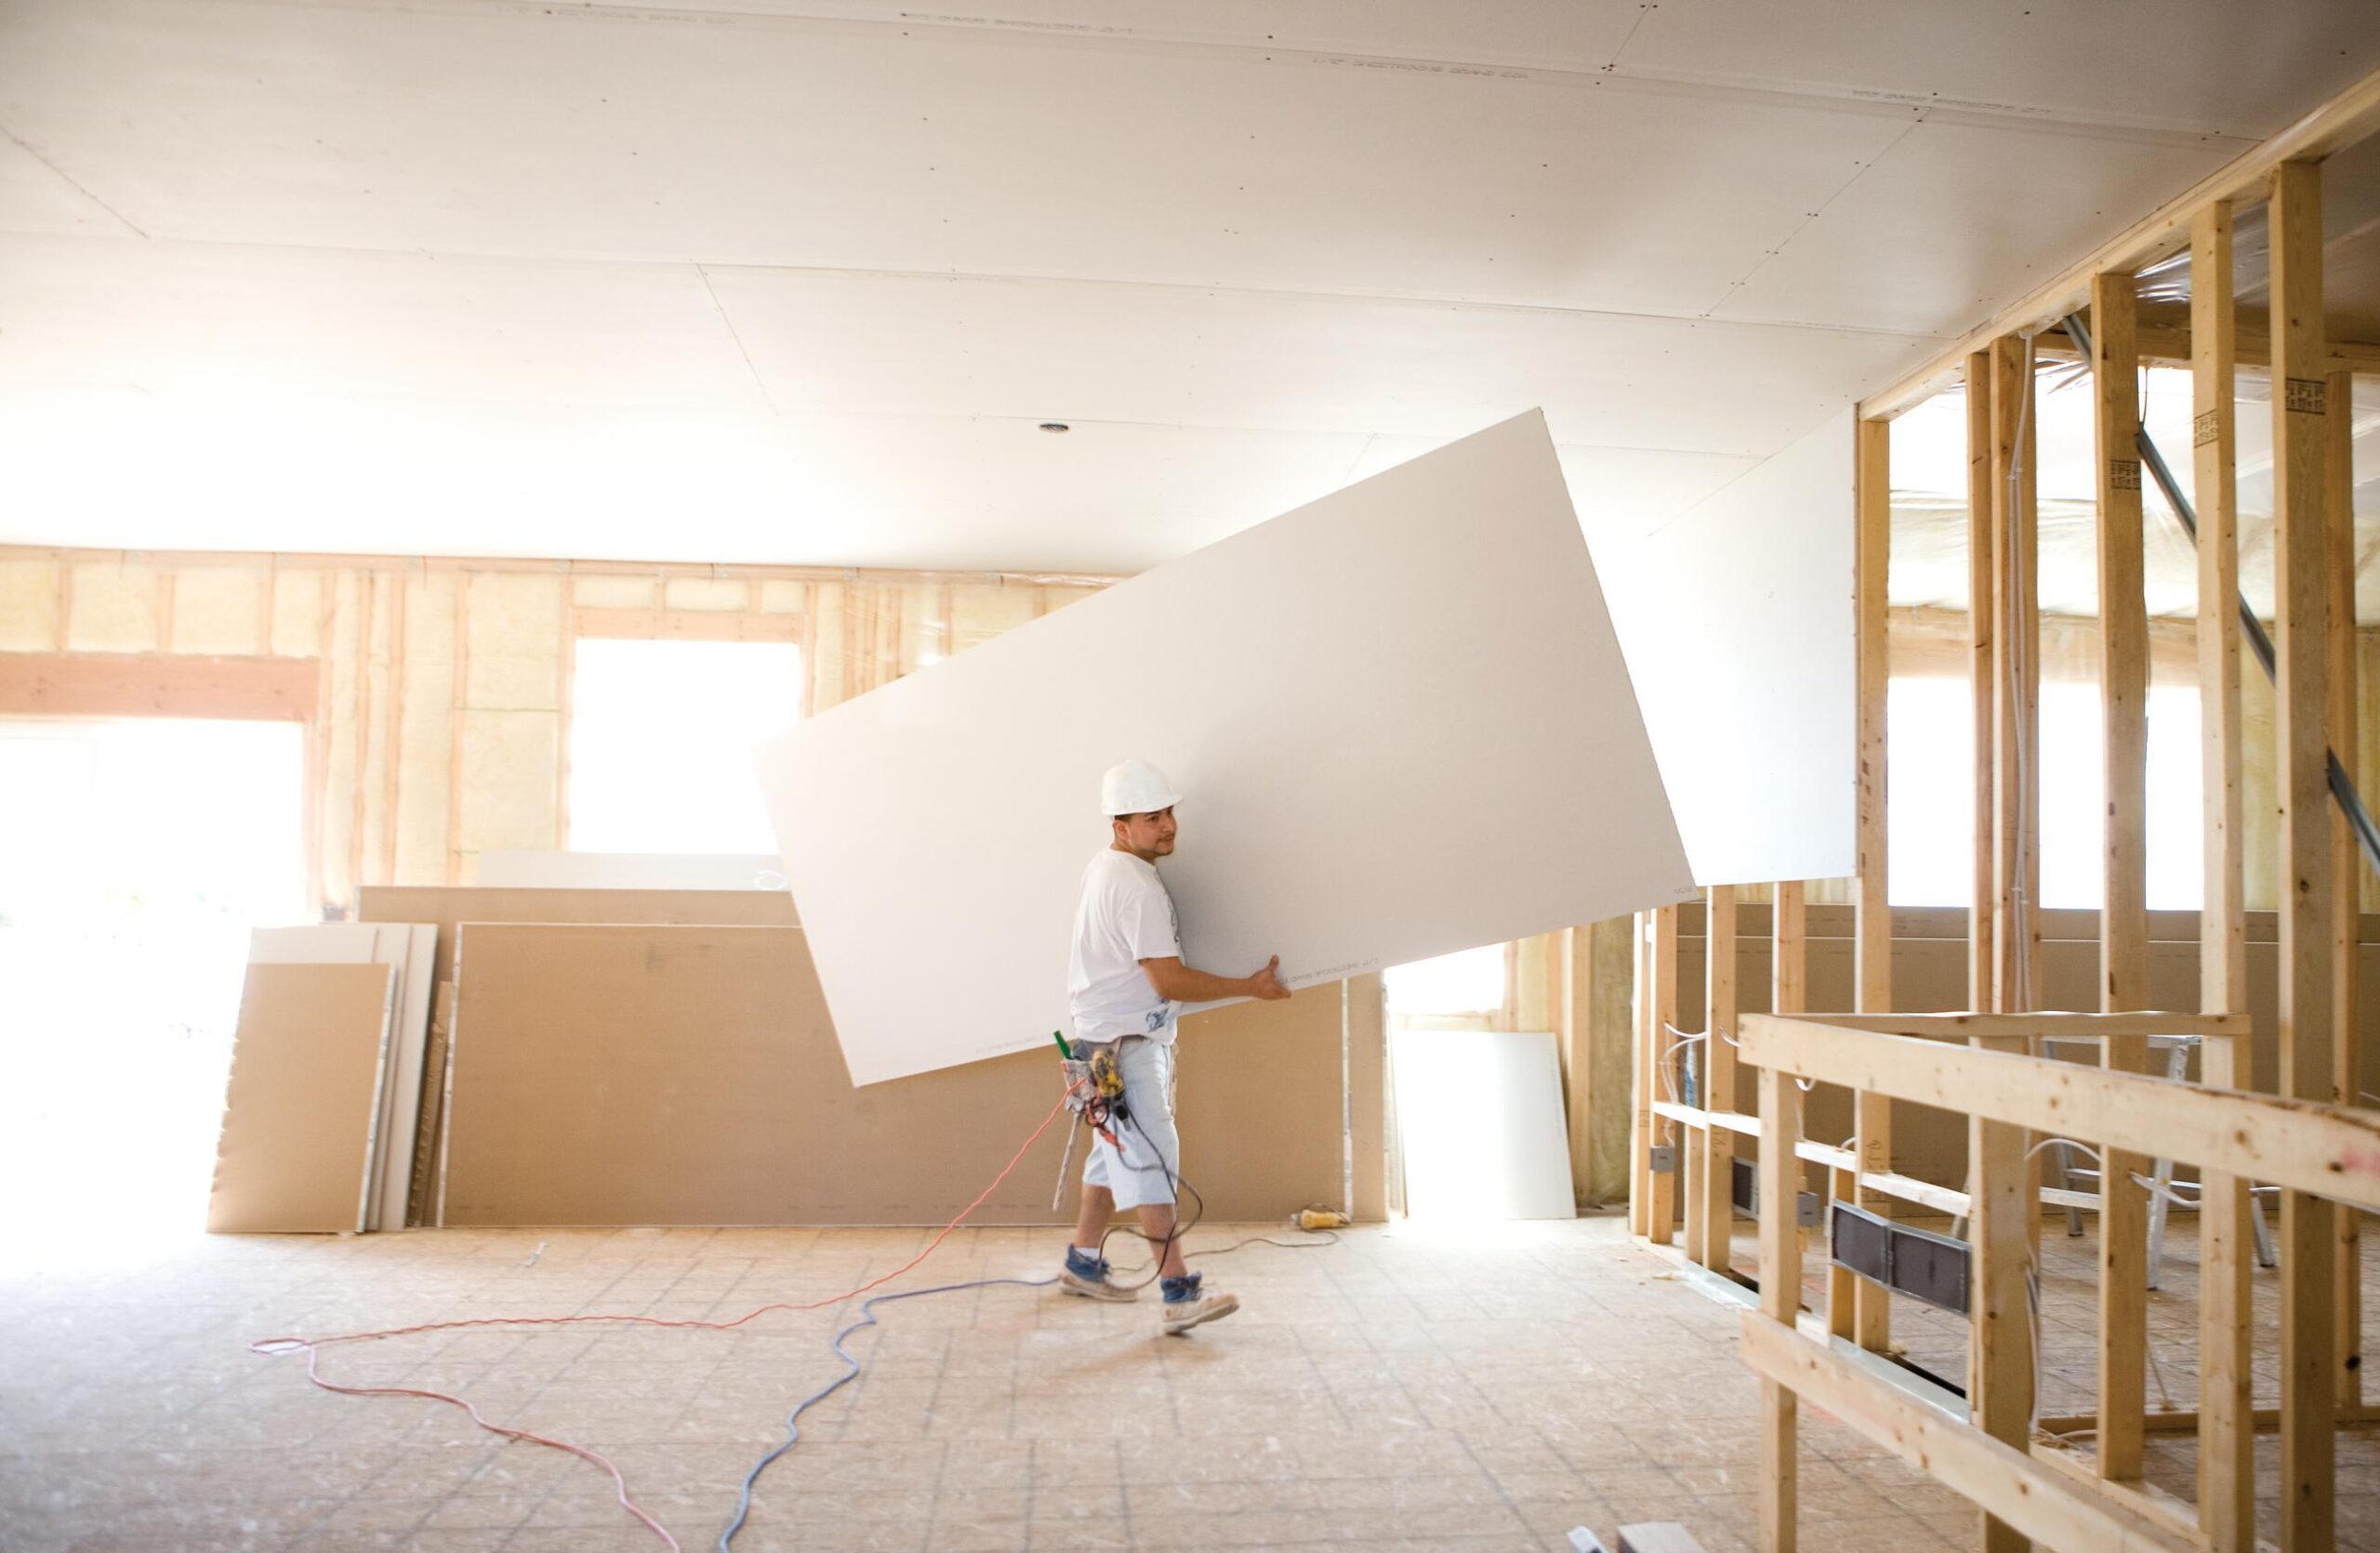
[1057,757,1289,1334]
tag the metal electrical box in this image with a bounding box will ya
[1830,1201,1972,1315]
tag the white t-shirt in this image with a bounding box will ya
[1067,848,1183,1044]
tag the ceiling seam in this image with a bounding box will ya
[1,123,149,241]
[270,0,2268,142]
[0,229,1951,346]
[695,263,779,415]
[1697,113,1931,321]
[0,366,1783,458]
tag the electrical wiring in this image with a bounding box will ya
[250,1089,1078,1551]
[719,1223,1342,1548]
[255,1054,1346,1550]
[717,1275,1057,1551]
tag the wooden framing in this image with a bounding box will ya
[1773,883,1806,1018]
[2271,157,2338,1549]
[1633,905,1681,1244]
[1692,885,1740,1272]
[1756,1068,1803,1553]
[1631,912,1656,1240]
[1849,415,1893,1352]
[0,651,321,721]
[1862,61,2380,418]
[1741,1016,2380,1209]
[1965,352,1996,1011]
[2329,365,2364,1413]
[1968,1028,2034,1553]
[2030,306,2379,376]
[1744,1005,2380,1550]
[1749,63,2380,1553]
[2092,267,2151,1483]
[1744,1310,2193,1553]
[572,607,806,644]
[2,542,1114,593]
[1988,335,2043,1016]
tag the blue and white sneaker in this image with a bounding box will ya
[1059,1245,1137,1302]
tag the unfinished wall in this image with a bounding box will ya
[0,547,1112,912]
[1891,603,2380,912]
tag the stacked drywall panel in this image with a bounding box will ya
[437,922,1357,1226]
[471,851,784,890]
[241,923,437,1230]
[757,410,1701,1087]
[207,961,395,1233]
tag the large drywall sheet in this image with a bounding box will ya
[247,923,437,1231]
[757,411,1698,1086]
[208,962,393,1234]
[1585,408,1857,885]
[439,923,1351,1226]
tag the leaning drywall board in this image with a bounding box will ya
[247,923,437,1231]
[1391,1028,1576,1221]
[756,410,1699,1086]
[1583,407,1856,884]
[207,961,394,1234]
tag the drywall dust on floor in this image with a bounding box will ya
[1,1218,1981,1552]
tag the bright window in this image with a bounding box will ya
[1886,678,2204,910]
[568,638,802,854]
[0,717,306,1256]
[1384,943,1507,1016]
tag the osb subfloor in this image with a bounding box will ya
[1,1216,1986,1553]
[1756,1204,2380,1550]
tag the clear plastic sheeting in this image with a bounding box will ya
[2133,126,2380,339]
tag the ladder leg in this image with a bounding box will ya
[2060,1141,2086,1238]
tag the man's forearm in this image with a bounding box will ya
[1146,963,1263,1002]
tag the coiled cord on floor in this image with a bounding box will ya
[250,1089,1079,1551]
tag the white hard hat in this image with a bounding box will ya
[1102,759,1182,816]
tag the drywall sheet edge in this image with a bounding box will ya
[357,884,796,983]
[1583,407,1858,885]
[472,851,787,890]
[207,961,394,1234]
[756,410,1699,1087]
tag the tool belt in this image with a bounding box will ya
[1061,1039,1130,1129]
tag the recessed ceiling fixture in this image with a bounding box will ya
[1038,421,1070,433]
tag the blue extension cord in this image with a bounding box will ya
[715,1275,1057,1551]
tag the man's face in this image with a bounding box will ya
[1112,807,1177,861]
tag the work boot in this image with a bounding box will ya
[1059,1245,1137,1302]
[1159,1270,1238,1335]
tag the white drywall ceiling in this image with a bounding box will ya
[0,0,2374,570]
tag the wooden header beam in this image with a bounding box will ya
[1790,1010,2248,1042]
[0,652,321,723]
[1739,1014,2380,1212]
[1862,62,2380,419]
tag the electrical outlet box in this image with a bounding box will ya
[1649,1145,1678,1175]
